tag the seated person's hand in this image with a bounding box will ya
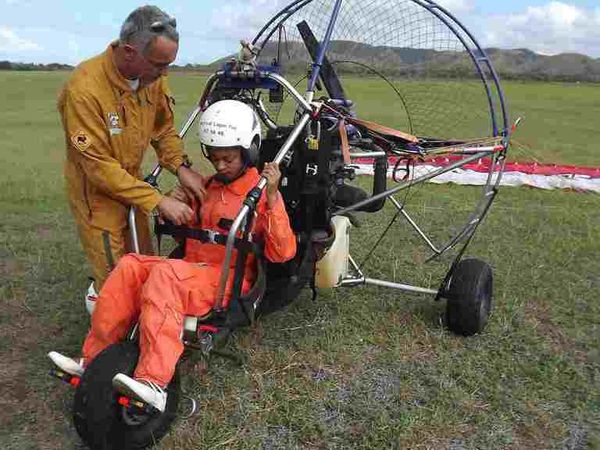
[167,184,193,204]
[262,162,282,209]
[157,196,193,225]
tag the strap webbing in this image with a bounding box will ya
[338,118,351,164]
[346,116,419,143]
[155,222,261,255]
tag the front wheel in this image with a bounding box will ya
[444,258,493,336]
[73,341,180,450]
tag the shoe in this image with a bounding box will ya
[48,351,85,377]
[85,280,98,315]
[112,373,167,413]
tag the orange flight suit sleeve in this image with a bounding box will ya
[256,192,296,263]
[151,77,185,175]
[61,88,163,214]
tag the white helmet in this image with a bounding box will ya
[198,100,261,167]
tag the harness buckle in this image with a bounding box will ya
[205,229,219,244]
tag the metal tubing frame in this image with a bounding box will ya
[340,276,438,296]
[214,112,312,309]
[350,151,387,158]
[339,254,365,286]
[335,147,501,259]
[341,254,438,296]
[203,0,512,304]
[412,0,511,256]
[388,195,441,254]
[267,72,313,111]
[251,0,509,144]
[419,0,509,138]
[334,149,495,216]
[249,0,510,263]
[363,278,438,295]
[128,208,141,254]
[306,0,344,94]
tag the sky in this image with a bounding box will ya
[1,0,599,65]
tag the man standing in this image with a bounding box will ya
[58,6,205,290]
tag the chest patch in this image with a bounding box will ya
[107,112,122,136]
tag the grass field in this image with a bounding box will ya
[0,71,598,449]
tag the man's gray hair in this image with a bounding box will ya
[120,5,179,54]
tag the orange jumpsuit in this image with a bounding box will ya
[81,168,296,386]
[58,42,187,288]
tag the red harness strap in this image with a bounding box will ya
[338,118,351,164]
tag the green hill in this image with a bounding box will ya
[204,42,600,82]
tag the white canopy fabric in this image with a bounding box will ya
[353,159,600,193]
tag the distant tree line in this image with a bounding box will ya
[0,61,73,71]
[2,44,599,83]
[0,60,212,73]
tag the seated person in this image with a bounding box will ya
[48,100,296,412]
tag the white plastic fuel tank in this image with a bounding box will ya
[315,216,352,288]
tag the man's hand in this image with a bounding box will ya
[262,162,282,209]
[177,166,206,204]
[157,196,193,225]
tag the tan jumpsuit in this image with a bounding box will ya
[58,43,186,288]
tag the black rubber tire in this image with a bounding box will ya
[444,258,493,336]
[73,341,180,450]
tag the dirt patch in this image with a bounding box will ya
[399,423,473,450]
[524,301,588,363]
[0,301,81,449]
[511,418,566,449]
[501,400,571,449]
[0,257,25,279]
[510,426,552,449]
[398,322,439,363]
[36,225,54,239]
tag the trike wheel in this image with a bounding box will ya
[73,341,180,450]
[444,258,493,336]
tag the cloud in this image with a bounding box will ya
[181,1,600,61]
[208,0,290,40]
[67,39,80,59]
[177,0,292,63]
[436,0,475,15]
[0,26,42,53]
[483,2,600,56]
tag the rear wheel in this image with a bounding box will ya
[444,258,493,336]
[73,341,180,450]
